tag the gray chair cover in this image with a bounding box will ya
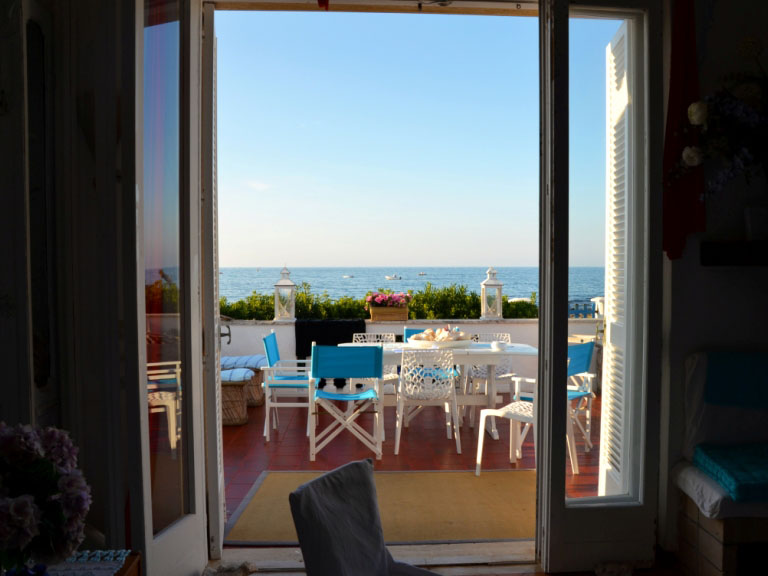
[289,459,438,576]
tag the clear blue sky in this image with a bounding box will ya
[216,11,620,267]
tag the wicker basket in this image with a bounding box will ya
[369,306,409,322]
[245,370,265,407]
[221,381,248,425]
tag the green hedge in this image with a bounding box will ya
[220,283,538,320]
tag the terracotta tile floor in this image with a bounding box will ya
[222,393,602,519]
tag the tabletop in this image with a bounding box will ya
[341,341,538,361]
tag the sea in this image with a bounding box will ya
[216,267,605,305]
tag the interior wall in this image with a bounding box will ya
[47,0,140,548]
[659,0,768,550]
[0,0,34,425]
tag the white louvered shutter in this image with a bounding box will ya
[599,21,631,497]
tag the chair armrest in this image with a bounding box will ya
[261,360,309,372]
[567,372,596,394]
[511,377,536,400]
[275,359,309,368]
[261,364,310,381]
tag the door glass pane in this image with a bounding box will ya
[143,0,188,533]
[567,16,625,499]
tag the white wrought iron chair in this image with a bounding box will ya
[475,378,580,475]
[351,332,398,392]
[351,333,398,440]
[395,349,462,455]
[465,333,517,426]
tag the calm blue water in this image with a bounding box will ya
[217,267,604,304]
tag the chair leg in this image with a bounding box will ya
[309,403,317,462]
[451,397,462,455]
[263,394,271,442]
[394,398,404,456]
[468,378,479,429]
[444,402,452,440]
[375,399,383,460]
[517,422,531,458]
[509,420,518,464]
[475,410,488,476]
[566,412,579,475]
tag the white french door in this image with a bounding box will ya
[538,0,662,571]
[137,0,209,573]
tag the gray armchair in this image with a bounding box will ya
[289,459,439,576]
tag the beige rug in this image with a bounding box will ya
[225,469,536,544]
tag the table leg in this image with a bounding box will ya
[484,366,499,440]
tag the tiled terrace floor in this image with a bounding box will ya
[222,392,602,520]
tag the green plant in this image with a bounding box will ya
[294,282,367,319]
[502,291,539,319]
[408,283,481,319]
[218,284,539,320]
[220,291,273,320]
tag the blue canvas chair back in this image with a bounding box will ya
[263,332,281,366]
[311,345,383,380]
[567,341,594,377]
[403,327,426,342]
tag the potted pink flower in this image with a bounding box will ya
[365,291,412,321]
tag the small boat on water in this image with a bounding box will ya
[342,274,354,278]
[385,274,401,280]
[418,271,426,276]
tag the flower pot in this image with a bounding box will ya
[369,306,409,322]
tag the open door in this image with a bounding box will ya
[538,0,663,571]
[137,0,209,572]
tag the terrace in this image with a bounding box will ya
[216,313,604,544]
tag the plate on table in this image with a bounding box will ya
[407,338,473,349]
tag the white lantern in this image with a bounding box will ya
[274,266,296,321]
[480,267,503,320]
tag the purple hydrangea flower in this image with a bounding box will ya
[0,495,41,551]
[39,427,79,473]
[0,423,44,463]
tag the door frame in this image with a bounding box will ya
[197,0,664,571]
[201,1,226,560]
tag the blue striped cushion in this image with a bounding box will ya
[221,354,268,371]
[221,368,256,383]
[693,443,768,502]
